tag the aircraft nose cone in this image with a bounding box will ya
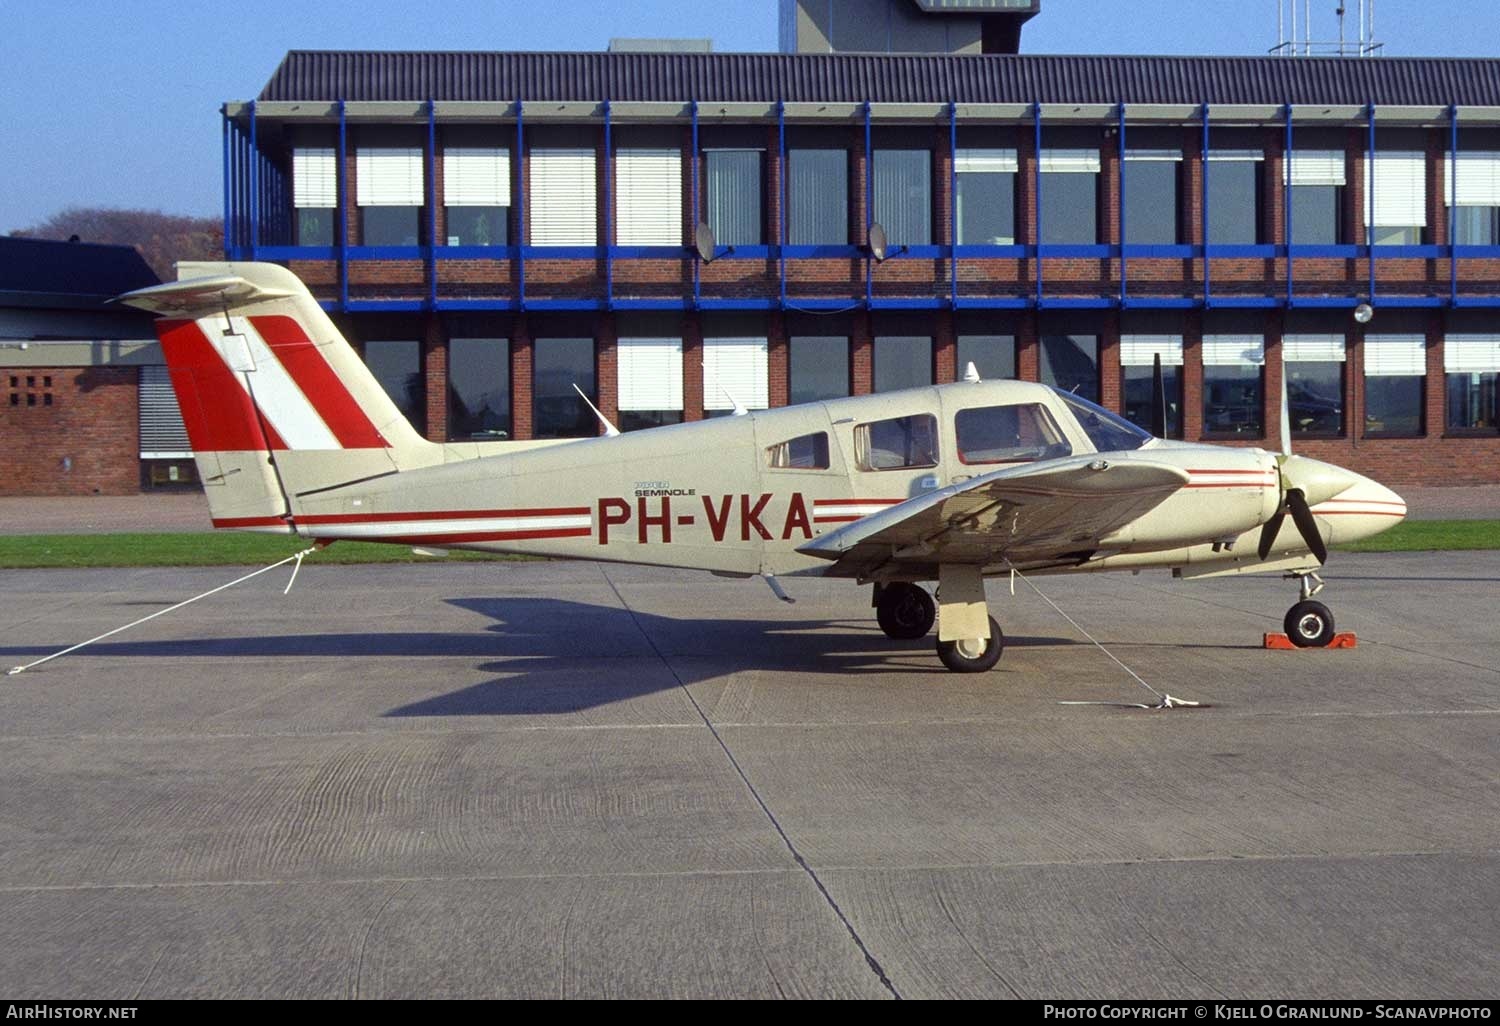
[1280,454,1362,506]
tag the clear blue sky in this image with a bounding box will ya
[2,1,1495,234]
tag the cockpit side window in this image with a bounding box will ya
[855,414,939,471]
[767,432,831,470]
[1052,388,1153,452]
[956,403,1072,464]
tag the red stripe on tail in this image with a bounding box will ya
[250,315,390,449]
[157,320,288,452]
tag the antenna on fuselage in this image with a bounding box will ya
[720,385,749,417]
[963,361,982,383]
[573,384,620,437]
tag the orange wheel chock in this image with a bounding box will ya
[1264,632,1358,650]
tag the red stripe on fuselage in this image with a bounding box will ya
[157,320,288,452]
[249,315,389,449]
[359,528,593,545]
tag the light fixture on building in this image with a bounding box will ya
[1354,303,1375,324]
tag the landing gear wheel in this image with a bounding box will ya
[936,616,1005,673]
[876,583,936,640]
[1284,600,1335,648]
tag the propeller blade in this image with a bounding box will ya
[1150,353,1167,438]
[1287,489,1328,565]
[1279,368,1292,456]
[1257,511,1286,561]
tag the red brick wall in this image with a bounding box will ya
[2,367,140,496]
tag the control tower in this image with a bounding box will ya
[779,0,1041,55]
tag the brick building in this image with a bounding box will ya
[0,237,183,496]
[20,0,1500,494]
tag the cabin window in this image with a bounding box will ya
[955,404,1071,465]
[855,414,939,471]
[767,432,830,470]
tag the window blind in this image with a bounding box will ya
[616,148,683,246]
[356,148,424,206]
[530,148,598,246]
[293,148,337,208]
[703,337,770,411]
[443,148,510,206]
[616,337,683,411]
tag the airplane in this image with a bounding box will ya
[118,262,1407,674]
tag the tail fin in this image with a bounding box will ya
[119,262,435,532]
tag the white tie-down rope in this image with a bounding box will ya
[1005,564,1202,711]
[6,546,318,677]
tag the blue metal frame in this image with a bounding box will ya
[219,95,1500,315]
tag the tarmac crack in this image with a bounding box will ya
[598,565,903,1001]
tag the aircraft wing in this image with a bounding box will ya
[796,455,1190,579]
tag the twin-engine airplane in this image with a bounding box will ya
[120,263,1406,673]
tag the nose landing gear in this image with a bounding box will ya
[1284,572,1336,648]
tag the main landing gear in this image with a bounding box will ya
[1283,572,1336,648]
[874,568,1006,673]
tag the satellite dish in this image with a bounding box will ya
[694,222,717,263]
[868,222,888,263]
[1353,303,1375,325]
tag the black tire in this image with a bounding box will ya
[936,616,1005,673]
[876,582,936,640]
[1284,600,1335,648]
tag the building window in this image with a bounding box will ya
[293,147,337,246]
[447,338,510,440]
[616,337,684,432]
[530,149,597,246]
[1202,335,1265,437]
[1447,151,1500,245]
[956,404,1071,464]
[1119,335,1184,438]
[1363,335,1426,437]
[533,337,596,438]
[1123,151,1182,245]
[616,148,683,246]
[873,336,932,393]
[1283,334,1346,436]
[138,366,189,458]
[1444,335,1500,432]
[954,150,1017,245]
[1365,150,1427,246]
[1285,150,1346,246]
[356,148,424,246]
[767,432,830,470]
[1207,151,1264,245]
[1039,150,1100,245]
[703,336,769,413]
[788,149,848,245]
[789,336,849,404]
[706,150,763,246]
[856,414,939,471]
[1039,334,1100,402]
[956,335,1016,381]
[362,340,424,433]
[443,148,510,246]
[872,149,931,246]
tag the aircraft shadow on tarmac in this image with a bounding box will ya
[1,595,1078,716]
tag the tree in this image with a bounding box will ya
[9,207,222,281]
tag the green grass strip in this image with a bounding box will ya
[1334,519,1500,553]
[0,519,1494,568]
[0,533,534,568]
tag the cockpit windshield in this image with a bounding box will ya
[1051,388,1153,453]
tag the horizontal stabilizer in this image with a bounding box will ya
[116,275,295,316]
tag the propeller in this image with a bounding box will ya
[1150,353,1167,438]
[1256,371,1351,564]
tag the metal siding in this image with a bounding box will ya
[260,52,1500,107]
